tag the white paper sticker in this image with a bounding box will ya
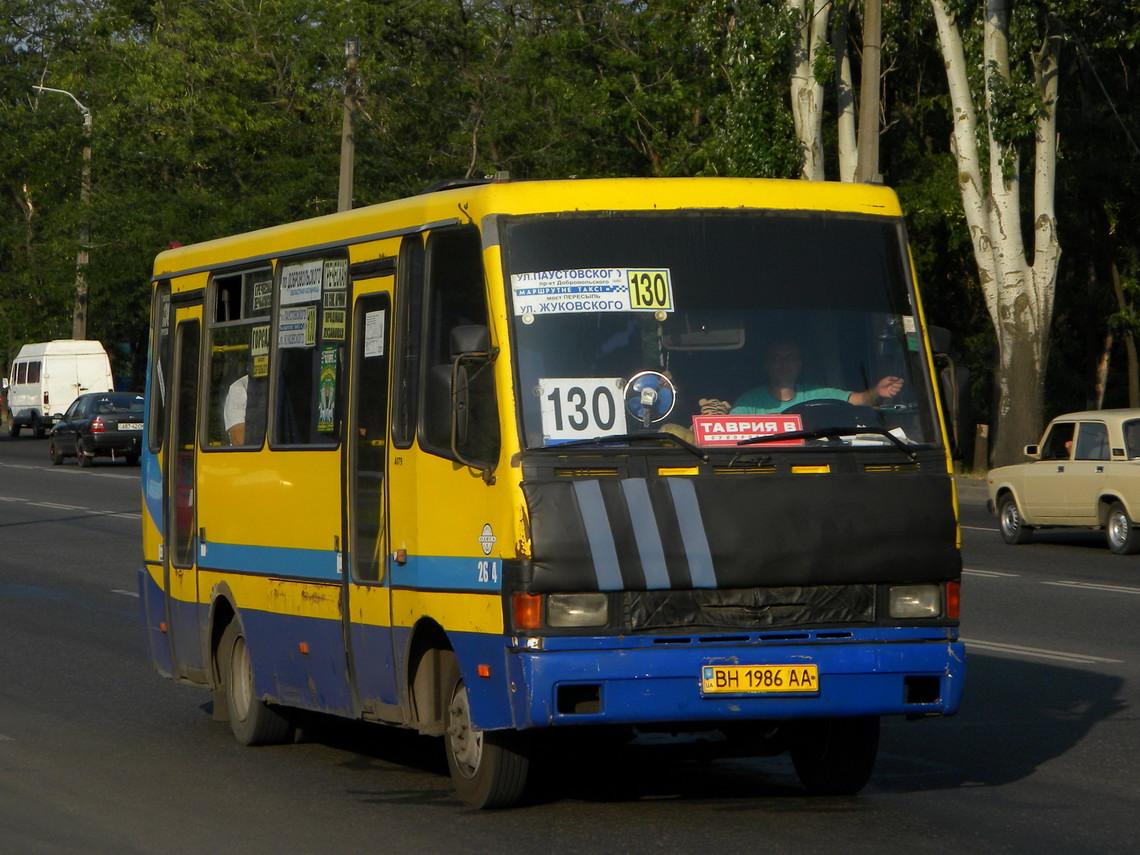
[364,310,386,358]
[280,259,323,305]
[539,377,625,442]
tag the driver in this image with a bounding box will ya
[727,339,903,415]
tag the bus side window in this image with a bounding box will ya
[419,226,500,466]
[392,234,424,449]
[273,256,348,446]
[206,269,271,449]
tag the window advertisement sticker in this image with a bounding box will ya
[317,346,337,432]
[279,305,316,348]
[511,268,672,317]
[363,310,385,358]
[539,377,625,443]
[280,259,323,305]
[323,258,348,292]
[690,413,804,447]
[250,324,271,377]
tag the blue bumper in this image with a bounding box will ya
[502,628,965,730]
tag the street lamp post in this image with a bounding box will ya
[338,37,361,213]
[33,85,92,340]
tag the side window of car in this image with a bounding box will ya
[1040,422,1075,460]
[1124,420,1140,459]
[1074,422,1109,461]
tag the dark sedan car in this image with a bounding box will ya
[48,392,145,467]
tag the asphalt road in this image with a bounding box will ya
[1,437,1137,855]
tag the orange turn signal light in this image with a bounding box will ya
[512,592,542,630]
[946,581,960,619]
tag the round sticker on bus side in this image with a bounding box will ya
[479,524,497,556]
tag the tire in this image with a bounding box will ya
[33,416,45,439]
[218,621,294,746]
[48,439,64,465]
[441,651,529,809]
[8,413,20,437]
[1106,501,1140,555]
[787,716,880,796]
[77,438,92,467]
[998,494,1033,545]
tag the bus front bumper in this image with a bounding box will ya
[504,629,965,730]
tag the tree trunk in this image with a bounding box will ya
[832,2,857,181]
[788,0,829,180]
[1111,262,1140,406]
[993,325,1045,462]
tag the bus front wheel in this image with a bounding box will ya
[218,621,293,746]
[440,651,529,809]
[787,716,880,796]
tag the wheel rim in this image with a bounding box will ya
[1001,501,1020,537]
[229,635,253,721]
[1109,510,1129,548]
[447,681,483,779]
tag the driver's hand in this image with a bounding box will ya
[699,398,731,415]
[875,376,904,400]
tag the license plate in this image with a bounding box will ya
[118,423,143,430]
[701,664,819,695]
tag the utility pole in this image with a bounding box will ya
[338,37,360,213]
[33,85,92,339]
[855,0,881,183]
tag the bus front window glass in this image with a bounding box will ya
[503,213,941,452]
[206,269,271,449]
[273,256,348,446]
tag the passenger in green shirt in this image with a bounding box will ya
[729,339,904,415]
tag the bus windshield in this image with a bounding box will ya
[503,211,940,452]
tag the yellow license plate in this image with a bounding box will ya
[701,664,819,695]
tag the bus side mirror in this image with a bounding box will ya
[426,325,498,484]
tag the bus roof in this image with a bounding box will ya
[152,176,904,282]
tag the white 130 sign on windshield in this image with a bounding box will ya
[538,377,625,442]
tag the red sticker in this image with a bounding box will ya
[691,414,804,447]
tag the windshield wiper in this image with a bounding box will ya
[543,432,709,463]
[737,426,923,461]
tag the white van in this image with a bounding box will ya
[5,340,114,437]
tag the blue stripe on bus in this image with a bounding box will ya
[668,478,717,587]
[200,539,340,578]
[389,555,503,592]
[622,478,671,589]
[573,480,624,591]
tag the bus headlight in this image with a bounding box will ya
[546,593,609,627]
[889,584,941,618]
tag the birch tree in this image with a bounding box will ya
[787,0,863,181]
[929,0,1061,466]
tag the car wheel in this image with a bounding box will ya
[1106,502,1140,555]
[76,438,92,468]
[787,716,880,796]
[32,416,46,439]
[48,439,64,465]
[998,494,1032,545]
[218,621,294,746]
[8,412,21,437]
[441,650,530,808]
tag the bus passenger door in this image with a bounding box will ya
[165,310,206,681]
[343,287,399,715]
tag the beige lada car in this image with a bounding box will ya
[987,409,1140,553]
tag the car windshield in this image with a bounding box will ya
[502,211,941,452]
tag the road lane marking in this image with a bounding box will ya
[1043,580,1140,596]
[112,589,140,598]
[963,567,1020,578]
[0,495,139,520]
[0,461,138,480]
[963,638,1121,664]
[961,525,997,532]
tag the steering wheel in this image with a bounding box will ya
[781,398,878,430]
[623,370,676,427]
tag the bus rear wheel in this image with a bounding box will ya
[440,651,529,809]
[787,716,880,796]
[219,621,293,746]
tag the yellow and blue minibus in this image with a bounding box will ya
[139,176,965,808]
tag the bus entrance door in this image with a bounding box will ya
[165,307,207,681]
[343,288,400,717]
